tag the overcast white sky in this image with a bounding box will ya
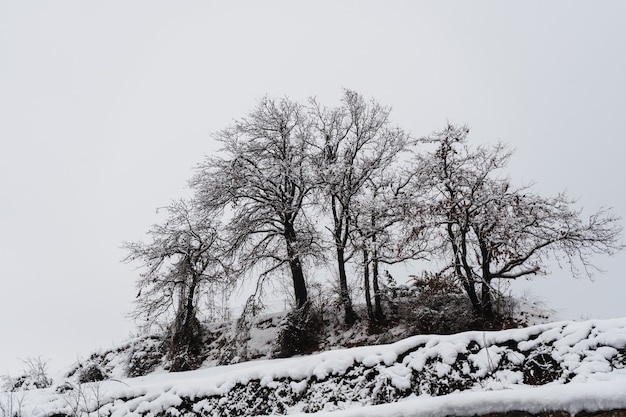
[1,1,625,375]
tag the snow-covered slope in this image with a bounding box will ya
[2,318,626,417]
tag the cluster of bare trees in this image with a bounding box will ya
[124,91,622,366]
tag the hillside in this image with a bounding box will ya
[53,293,554,381]
[2,316,626,417]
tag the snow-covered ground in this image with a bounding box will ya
[2,317,626,417]
[283,380,626,417]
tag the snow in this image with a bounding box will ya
[277,379,626,417]
[2,317,626,416]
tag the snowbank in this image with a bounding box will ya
[279,379,626,417]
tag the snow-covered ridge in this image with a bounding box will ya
[3,318,626,417]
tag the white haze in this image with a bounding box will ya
[1,1,625,375]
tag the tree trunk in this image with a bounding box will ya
[481,279,494,319]
[284,221,308,309]
[331,196,357,326]
[372,255,384,322]
[184,275,197,331]
[461,242,481,312]
[363,248,373,320]
[169,265,203,371]
[448,222,481,313]
[371,214,384,322]
[289,257,308,309]
[337,245,357,325]
[177,258,199,334]
[479,240,494,319]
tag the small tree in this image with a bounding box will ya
[123,200,231,370]
[419,124,623,318]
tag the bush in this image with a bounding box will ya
[2,356,52,392]
[77,362,106,384]
[522,349,562,385]
[167,315,206,372]
[127,336,166,377]
[276,303,321,358]
[385,272,477,335]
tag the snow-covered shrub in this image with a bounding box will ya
[276,303,321,358]
[166,315,206,372]
[2,357,52,391]
[385,286,477,336]
[393,271,525,334]
[610,347,626,370]
[397,274,429,297]
[56,380,106,417]
[77,362,106,384]
[414,294,477,334]
[217,321,249,365]
[522,348,562,385]
[411,271,463,298]
[127,335,166,377]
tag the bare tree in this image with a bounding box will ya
[191,97,319,310]
[310,90,409,325]
[123,200,230,370]
[419,124,623,318]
